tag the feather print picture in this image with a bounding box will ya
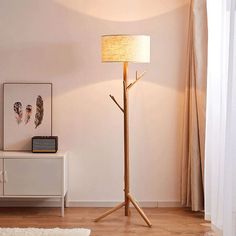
[25,105,32,124]
[14,102,23,124]
[13,96,44,129]
[35,95,44,128]
[4,83,52,151]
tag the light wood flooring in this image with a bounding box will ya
[0,207,215,236]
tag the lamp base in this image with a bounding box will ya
[94,62,152,228]
[94,193,152,227]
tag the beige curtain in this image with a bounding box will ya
[181,0,208,211]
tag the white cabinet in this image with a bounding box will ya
[0,152,67,216]
[0,159,3,196]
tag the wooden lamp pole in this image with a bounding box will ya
[94,61,152,227]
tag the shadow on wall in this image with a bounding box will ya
[0,0,189,88]
[52,0,189,22]
[0,44,78,80]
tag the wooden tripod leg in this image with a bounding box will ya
[94,202,125,222]
[128,194,152,227]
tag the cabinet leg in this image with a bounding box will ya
[64,192,68,208]
[61,196,64,217]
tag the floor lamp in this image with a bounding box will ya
[94,35,152,227]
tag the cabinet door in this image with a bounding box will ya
[0,159,3,196]
[4,158,62,196]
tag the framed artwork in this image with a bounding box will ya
[3,83,52,151]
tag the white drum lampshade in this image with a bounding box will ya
[102,35,150,63]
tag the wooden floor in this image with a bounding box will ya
[0,207,215,236]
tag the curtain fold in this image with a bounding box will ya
[181,0,208,211]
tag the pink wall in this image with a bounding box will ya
[0,0,189,205]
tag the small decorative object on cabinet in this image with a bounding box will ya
[0,151,67,216]
[3,83,52,151]
[32,136,58,153]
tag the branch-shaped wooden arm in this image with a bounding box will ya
[127,71,146,90]
[109,95,124,113]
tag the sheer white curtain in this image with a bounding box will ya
[205,0,236,235]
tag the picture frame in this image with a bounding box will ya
[3,83,52,151]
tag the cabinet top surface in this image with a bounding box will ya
[0,151,67,158]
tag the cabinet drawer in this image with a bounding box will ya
[4,158,62,196]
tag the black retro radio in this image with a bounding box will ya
[32,136,58,153]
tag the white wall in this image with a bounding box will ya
[0,0,189,205]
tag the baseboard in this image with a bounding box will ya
[0,199,181,208]
[67,200,181,208]
[66,201,158,208]
[157,201,182,207]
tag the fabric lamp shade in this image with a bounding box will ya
[102,35,150,63]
